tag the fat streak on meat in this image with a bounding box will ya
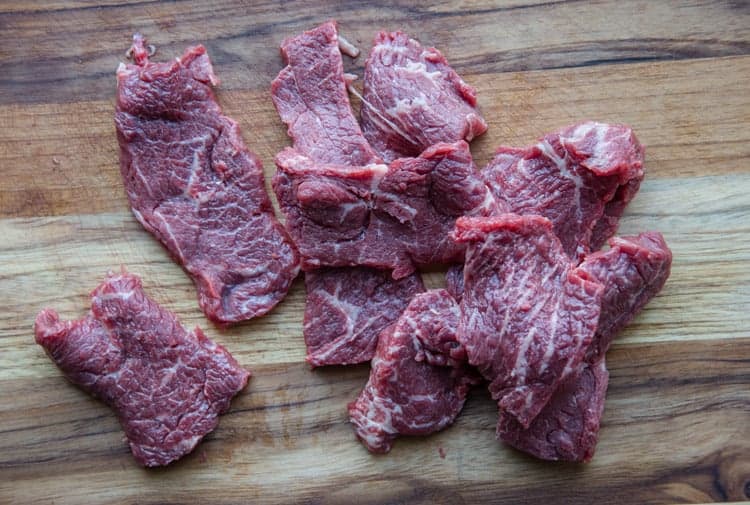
[453,214,604,429]
[348,289,479,453]
[304,267,424,367]
[360,31,488,162]
[34,272,250,467]
[115,34,299,324]
[497,232,672,461]
[481,122,644,260]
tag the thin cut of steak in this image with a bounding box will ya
[34,272,250,467]
[348,289,479,453]
[481,122,644,260]
[304,267,424,367]
[273,140,496,278]
[271,21,381,166]
[115,34,299,324]
[360,31,488,162]
[453,214,604,428]
[497,232,672,461]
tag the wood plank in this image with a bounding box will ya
[2,56,748,218]
[1,0,749,104]
[1,339,748,504]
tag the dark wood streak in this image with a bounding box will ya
[1,0,749,104]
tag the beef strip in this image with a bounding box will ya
[497,232,672,461]
[453,214,604,429]
[115,34,299,324]
[348,289,479,453]
[273,140,496,278]
[34,272,250,467]
[360,31,488,162]
[271,20,381,166]
[303,267,425,367]
[481,122,644,260]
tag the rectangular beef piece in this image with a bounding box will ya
[360,31,488,162]
[115,34,299,324]
[271,21,381,166]
[348,289,479,453]
[273,140,496,278]
[34,272,250,467]
[303,267,424,367]
[497,232,672,461]
[453,214,604,429]
[481,122,644,261]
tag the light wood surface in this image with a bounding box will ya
[1,1,749,504]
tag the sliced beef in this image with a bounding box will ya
[453,214,604,429]
[273,140,496,278]
[271,21,381,166]
[303,267,425,367]
[348,290,479,453]
[360,31,488,162]
[579,232,673,359]
[115,34,298,324]
[481,122,644,260]
[445,265,465,302]
[497,232,672,461]
[34,272,250,467]
[497,358,609,462]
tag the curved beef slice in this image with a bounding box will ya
[453,214,604,429]
[115,34,298,324]
[34,272,250,467]
[348,290,479,453]
[303,267,425,367]
[271,20,381,166]
[360,31,487,162]
[482,122,644,261]
[497,232,672,461]
[273,141,496,278]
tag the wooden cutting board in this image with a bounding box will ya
[1,1,749,503]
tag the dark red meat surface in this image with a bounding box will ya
[453,214,604,429]
[348,290,479,453]
[115,35,298,324]
[271,21,381,166]
[360,31,487,162]
[303,267,425,367]
[34,272,250,467]
[481,122,644,260]
[273,140,496,278]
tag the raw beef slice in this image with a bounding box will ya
[271,20,381,166]
[115,34,299,324]
[304,267,425,367]
[482,122,644,260]
[359,31,487,162]
[349,290,479,453]
[497,232,672,461]
[454,214,604,428]
[34,272,250,467]
[273,140,496,277]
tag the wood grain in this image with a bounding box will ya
[0,1,748,504]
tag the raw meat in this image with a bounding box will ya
[445,265,464,302]
[33,272,250,467]
[303,267,424,367]
[579,232,673,360]
[273,140,496,278]
[481,122,644,260]
[360,31,488,162]
[453,214,604,428]
[497,232,672,461]
[271,21,381,166]
[497,358,609,462]
[348,290,479,453]
[115,34,298,324]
